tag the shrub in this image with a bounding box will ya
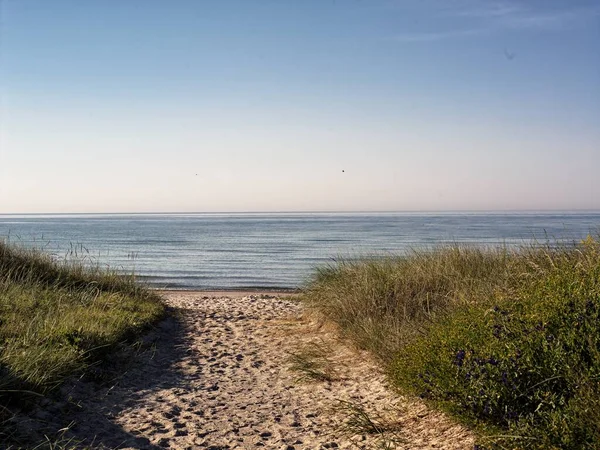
[304,237,600,448]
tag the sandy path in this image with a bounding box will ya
[20,292,473,449]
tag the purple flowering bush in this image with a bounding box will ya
[306,236,600,449]
[392,238,600,448]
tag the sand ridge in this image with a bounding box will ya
[19,292,473,449]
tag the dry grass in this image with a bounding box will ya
[334,399,405,449]
[286,341,337,382]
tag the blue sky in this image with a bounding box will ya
[1,0,599,212]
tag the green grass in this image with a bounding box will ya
[303,236,600,449]
[0,241,165,444]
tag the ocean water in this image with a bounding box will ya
[0,212,599,290]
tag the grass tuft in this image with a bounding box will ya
[286,341,336,382]
[334,399,405,449]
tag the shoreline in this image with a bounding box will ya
[156,288,300,297]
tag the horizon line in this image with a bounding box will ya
[1,209,600,216]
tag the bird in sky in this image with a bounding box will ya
[504,48,516,61]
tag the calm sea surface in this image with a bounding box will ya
[1,212,599,290]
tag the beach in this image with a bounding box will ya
[19,291,473,449]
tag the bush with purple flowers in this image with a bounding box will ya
[392,237,600,448]
[306,235,600,449]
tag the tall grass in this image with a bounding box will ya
[0,241,165,443]
[303,237,600,448]
[304,245,519,360]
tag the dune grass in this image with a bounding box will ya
[0,241,165,444]
[334,399,405,449]
[303,237,600,449]
[286,341,337,382]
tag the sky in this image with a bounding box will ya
[0,0,599,213]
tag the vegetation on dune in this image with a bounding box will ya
[0,240,165,444]
[303,236,600,449]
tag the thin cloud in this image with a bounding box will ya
[390,1,600,43]
[453,1,600,30]
[497,6,600,30]
[452,1,524,19]
[391,28,487,43]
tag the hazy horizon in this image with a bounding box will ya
[2,209,600,216]
[1,0,599,213]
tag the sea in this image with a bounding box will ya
[1,212,599,290]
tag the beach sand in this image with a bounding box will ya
[19,291,473,449]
